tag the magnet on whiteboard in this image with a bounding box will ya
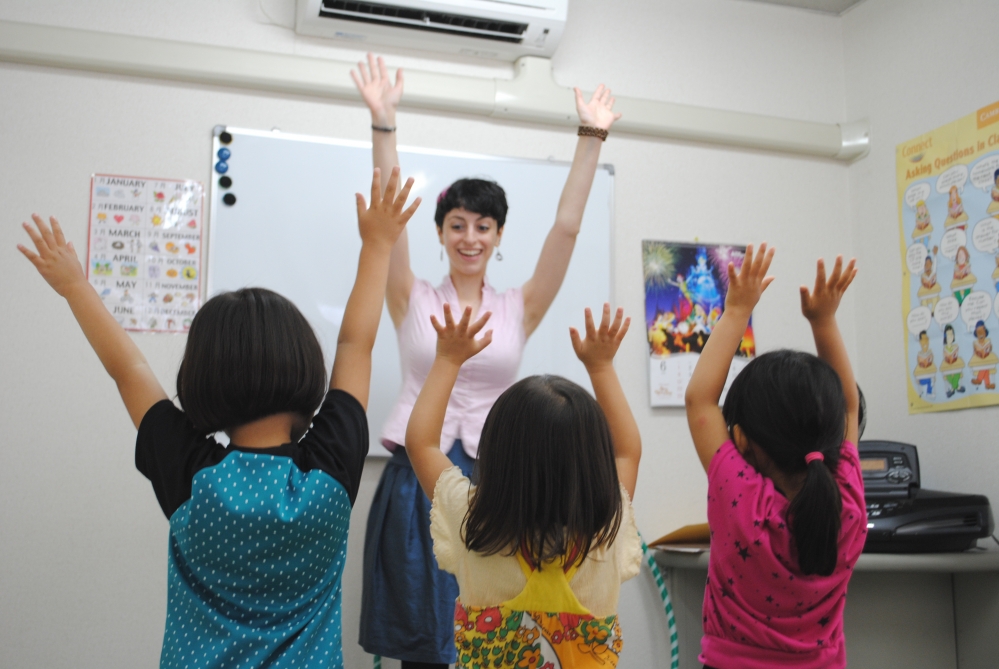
[219,176,232,188]
[219,131,233,144]
[215,161,229,174]
[223,193,236,206]
[218,147,231,161]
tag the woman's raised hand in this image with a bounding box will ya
[574,84,622,131]
[724,243,775,316]
[18,214,88,298]
[431,304,492,365]
[350,53,403,126]
[570,304,630,372]
[356,166,420,248]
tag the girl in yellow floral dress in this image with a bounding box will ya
[406,303,643,669]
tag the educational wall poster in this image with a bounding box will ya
[898,100,999,414]
[87,174,204,333]
[643,241,755,407]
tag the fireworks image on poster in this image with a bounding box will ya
[643,240,755,406]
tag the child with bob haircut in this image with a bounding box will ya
[684,245,867,669]
[17,167,420,669]
[405,303,643,669]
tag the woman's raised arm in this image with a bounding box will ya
[521,85,620,337]
[351,53,414,328]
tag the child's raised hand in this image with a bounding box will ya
[356,166,420,248]
[725,243,775,315]
[800,255,857,324]
[18,214,88,297]
[570,304,630,371]
[574,84,622,131]
[431,304,492,365]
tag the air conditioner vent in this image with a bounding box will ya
[319,0,529,43]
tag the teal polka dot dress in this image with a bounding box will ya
[136,391,368,669]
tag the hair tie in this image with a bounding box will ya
[805,451,824,464]
[436,187,449,204]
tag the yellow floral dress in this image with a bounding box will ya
[454,549,624,669]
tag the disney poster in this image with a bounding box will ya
[898,99,999,413]
[643,241,755,407]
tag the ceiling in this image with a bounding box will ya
[741,0,865,14]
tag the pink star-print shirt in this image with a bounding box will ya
[700,441,867,669]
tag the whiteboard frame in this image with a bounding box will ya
[206,125,615,456]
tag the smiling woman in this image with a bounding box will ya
[350,53,620,669]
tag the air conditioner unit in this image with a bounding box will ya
[295,0,568,61]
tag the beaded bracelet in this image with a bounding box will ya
[578,125,608,141]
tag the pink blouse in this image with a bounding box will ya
[381,276,526,458]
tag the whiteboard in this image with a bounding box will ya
[207,127,613,456]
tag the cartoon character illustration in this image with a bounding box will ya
[944,185,968,228]
[120,289,134,304]
[950,245,976,305]
[918,252,941,312]
[92,261,112,276]
[182,266,197,281]
[993,251,999,292]
[148,265,161,279]
[941,325,966,397]
[912,200,933,243]
[120,264,138,277]
[684,248,723,313]
[970,320,998,389]
[913,330,937,398]
[988,169,999,217]
[148,292,158,303]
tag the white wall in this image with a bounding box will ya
[0,1,855,667]
[842,0,999,507]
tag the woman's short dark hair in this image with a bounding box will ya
[722,349,846,576]
[177,288,327,438]
[463,375,623,567]
[434,178,508,230]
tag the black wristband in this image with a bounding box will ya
[372,124,397,133]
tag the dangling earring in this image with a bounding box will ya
[495,248,503,261]
[440,245,444,261]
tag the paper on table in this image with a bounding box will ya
[649,523,711,551]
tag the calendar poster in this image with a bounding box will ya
[87,174,204,332]
[643,241,755,407]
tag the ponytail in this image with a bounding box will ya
[787,452,842,576]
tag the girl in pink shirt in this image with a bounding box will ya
[684,245,867,669]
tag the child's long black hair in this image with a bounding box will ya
[463,375,623,567]
[722,349,846,576]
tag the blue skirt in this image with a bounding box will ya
[359,442,475,664]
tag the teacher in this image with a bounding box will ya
[352,54,620,669]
